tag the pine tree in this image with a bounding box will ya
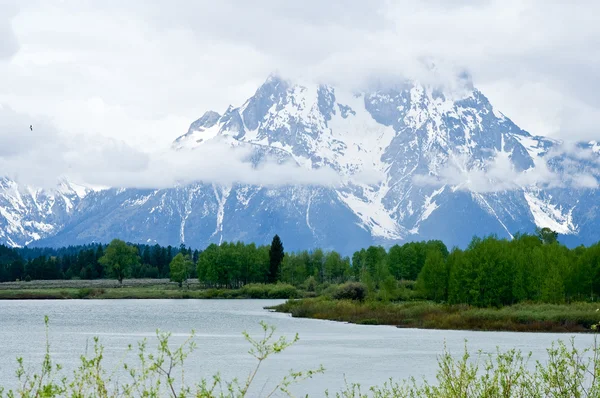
[268,235,285,284]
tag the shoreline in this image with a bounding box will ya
[3,280,599,334]
[268,298,600,334]
[0,279,301,300]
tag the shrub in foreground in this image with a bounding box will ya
[2,318,600,397]
[0,317,323,398]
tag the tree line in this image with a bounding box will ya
[2,228,600,307]
[416,229,600,306]
[0,242,199,283]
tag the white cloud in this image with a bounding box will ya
[0,106,340,189]
[0,0,599,152]
[1,0,600,189]
[414,148,599,193]
[0,1,18,59]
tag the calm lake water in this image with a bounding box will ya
[0,299,595,396]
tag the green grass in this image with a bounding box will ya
[270,298,600,332]
[0,281,302,300]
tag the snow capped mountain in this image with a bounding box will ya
[170,75,599,247]
[1,75,599,252]
[0,178,89,247]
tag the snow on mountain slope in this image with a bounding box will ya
[3,75,600,251]
[168,76,600,248]
[523,191,576,235]
[0,178,90,247]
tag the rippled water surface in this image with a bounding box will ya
[0,300,594,396]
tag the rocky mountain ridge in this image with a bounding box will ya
[1,76,598,252]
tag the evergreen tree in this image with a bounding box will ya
[537,227,558,245]
[268,235,285,283]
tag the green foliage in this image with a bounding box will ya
[98,239,139,283]
[410,232,600,307]
[168,253,192,287]
[6,228,600,310]
[352,241,449,290]
[0,242,186,283]
[333,282,367,301]
[239,283,299,299]
[537,226,559,245]
[273,299,600,332]
[268,235,285,284]
[0,318,323,398]
[378,276,398,302]
[303,276,317,292]
[416,250,447,301]
[267,283,299,299]
[331,337,600,398]
[5,317,600,397]
[98,239,140,284]
[197,242,270,288]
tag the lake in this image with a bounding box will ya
[0,299,595,396]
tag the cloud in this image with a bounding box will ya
[0,1,18,59]
[413,148,599,193]
[1,0,599,193]
[0,0,599,155]
[0,106,341,189]
[2,104,597,191]
[78,141,342,189]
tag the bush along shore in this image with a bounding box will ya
[2,318,600,397]
[269,297,600,333]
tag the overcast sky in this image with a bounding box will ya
[0,0,599,188]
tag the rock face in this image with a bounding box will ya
[0,178,88,247]
[1,76,599,253]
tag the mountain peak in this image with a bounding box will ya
[3,75,600,250]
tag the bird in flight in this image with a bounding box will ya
[29,125,32,131]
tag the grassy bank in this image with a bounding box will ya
[270,298,600,332]
[0,279,303,300]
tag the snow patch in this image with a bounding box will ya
[513,135,546,158]
[524,191,577,235]
[337,184,403,240]
[471,193,514,239]
[418,186,445,225]
[123,194,152,207]
[211,185,232,243]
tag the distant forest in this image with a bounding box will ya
[0,243,199,281]
[1,227,600,306]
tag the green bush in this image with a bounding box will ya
[303,276,317,292]
[333,282,367,301]
[241,284,270,298]
[320,284,340,299]
[239,283,298,299]
[267,284,298,299]
[77,288,93,299]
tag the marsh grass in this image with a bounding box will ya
[0,282,302,300]
[271,298,600,332]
